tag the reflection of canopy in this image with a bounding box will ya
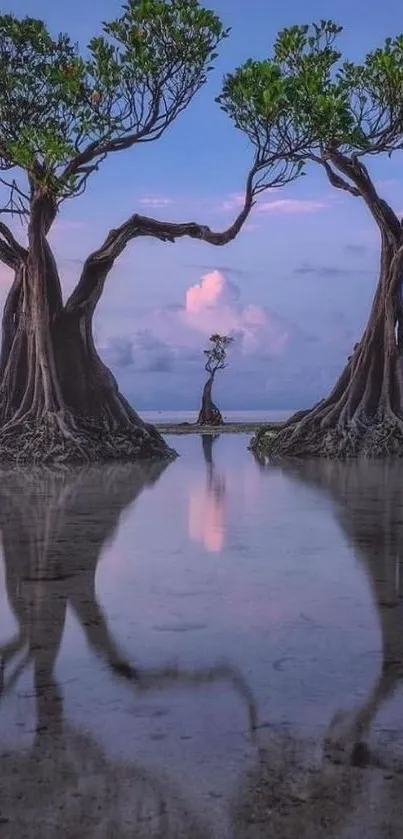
[0,463,258,838]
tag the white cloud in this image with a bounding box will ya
[139,196,174,208]
[256,199,326,214]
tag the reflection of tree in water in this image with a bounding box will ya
[201,434,226,551]
[0,463,257,838]
[4,460,402,838]
[231,460,403,839]
[201,433,225,493]
[280,460,403,760]
[189,436,227,554]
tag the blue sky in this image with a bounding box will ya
[3,0,403,410]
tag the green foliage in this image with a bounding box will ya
[3,11,403,219]
[0,2,228,202]
[203,333,234,373]
[218,19,403,161]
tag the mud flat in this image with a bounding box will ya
[155,421,284,435]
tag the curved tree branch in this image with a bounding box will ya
[65,164,258,314]
[0,222,27,269]
[328,149,402,242]
[305,152,361,197]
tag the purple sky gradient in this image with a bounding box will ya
[2,0,403,410]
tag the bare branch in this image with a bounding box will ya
[0,207,28,217]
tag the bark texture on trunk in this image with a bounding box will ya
[197,372,224,426]
[0,198,173,464]
[253,232,403,459]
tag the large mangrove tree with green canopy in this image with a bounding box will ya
[0,2,306,464]
[233,21,403,459]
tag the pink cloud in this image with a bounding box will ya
[188,479,226,553]
[100,270,293,365]
[256,198,326,214]
[139,196,173,208]
[178,270,288,355]
[185,269,237,314]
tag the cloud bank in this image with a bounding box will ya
[96,267,329,410]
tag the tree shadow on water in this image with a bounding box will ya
[0,462,257,838]
[4,459,401,838]
[230,459,403,839]
[280,460,403,762]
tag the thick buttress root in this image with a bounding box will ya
[253,330,403,460]
[0,267,175,464]
[197,404,224,426]
[253,242,403,461]
[253,408,403,461]
[0,411,175,465]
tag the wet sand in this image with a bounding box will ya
[155,421,283,434]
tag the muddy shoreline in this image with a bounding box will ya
[155,421,284,435]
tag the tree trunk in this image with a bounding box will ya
[197,372,224,426]
[253,232,403,459]
[0,204,173,464]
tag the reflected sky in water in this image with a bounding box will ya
[1,436,403,837]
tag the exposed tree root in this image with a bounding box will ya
[197,405,224,426]
[0,413,176,465]
[252,410,403,461]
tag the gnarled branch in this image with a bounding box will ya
[65,164,259,314]
[328,149,402,242]
[305,152,361,197]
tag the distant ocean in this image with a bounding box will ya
[141,409,293,424]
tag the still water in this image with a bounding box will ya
[0,434,403,837]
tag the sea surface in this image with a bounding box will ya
[1,433,403,837]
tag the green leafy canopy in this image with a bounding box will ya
[2,12,403,223]
[217,19,403,160]
[0,1,228,206]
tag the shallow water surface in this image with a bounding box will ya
[1,434,403,837]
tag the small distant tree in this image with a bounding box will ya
[197,334,233,426]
